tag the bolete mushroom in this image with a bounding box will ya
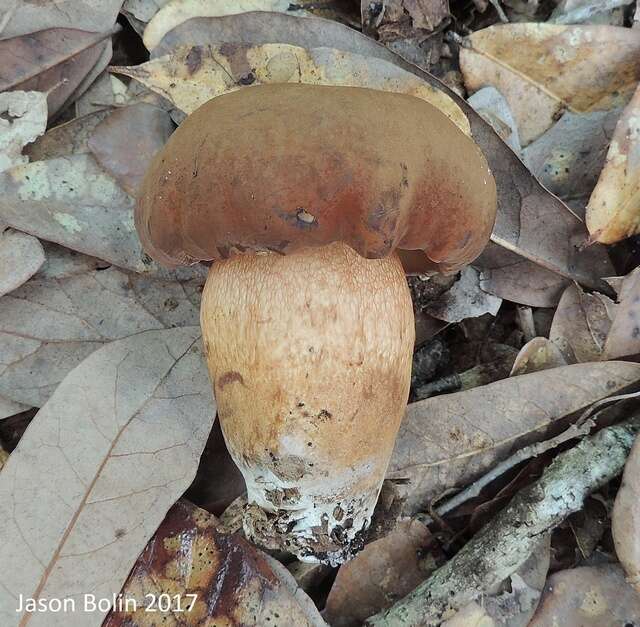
[137,84,496,564]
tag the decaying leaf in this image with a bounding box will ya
[105,499,325,626]
[388,361,640,514]
[523,108,621,203]
[529,563,640,625]
[324,519,433,626]
[467,86,521,154]
[460,24,640,145]
[0,395,29,421]
[113,43,470,133]
[88,103,174,195]
[0,28,115,118]
[0,91,47,172]
[550,284,616,362]
[587,84,640,244]
[143,0,312,50]
[74,72,129,117]
[510,337,568,376]
[0,228,45,297]
[0,257,203,407]
[549,0,633,25]
[25,109,112,161]
[603,267,640,360]
[445,536,550,627]
[0,327,215,627]
[0,153,205,277]
[0,0,123,39]
[424,266,502,323]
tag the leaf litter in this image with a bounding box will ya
[1,3,640,625]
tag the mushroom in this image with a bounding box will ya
[137,84,496,564]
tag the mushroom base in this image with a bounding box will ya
[200,243,414,564]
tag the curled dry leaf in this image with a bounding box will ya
[0,258,202,407]
[587,84,640,244]
[0,0,123,39]
[0,327,215,627]
[143,0,312,50]
[105,499,325,626]
[604,267,640,360]
[0,91,47,172]
[510,337,568,376]
[88,103,174,196]
[0,228,45,297]
[444,536,550,627]
[613,436,640,592]
[424,266,502,323]
[549,283,616,362]
[460,24,640,145]
[388,361,640,514]
[324,519,433,627]
[522,108,621,204]
[0,28,115,118]
[529,563,640,625]
[113,43,470,133]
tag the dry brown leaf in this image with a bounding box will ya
[0,28,115,118]
[324,519,432,626]
[143,0,312,50]
[0,153,203,277]
[25,109,111,161]
[460,24,640,145]
[0,228,45,297]
[467,86,521,154]
[522,108,621,203]
[510,337,568,376]
[587,84,640,244]
[0,327,215,627]
[603,267,640,360]
[138,13,613,304]
[88,103,174,196]
[74,72,129,117]
[0,395,29,421]
[388,361,640,514]
[105,499,325,626]
[550,283,617,362]
[0,253,203,407]
[424,266,502,323]
[529,564,640,625]
[113,43,470,133]
[0,91,47,172]
[0,0,123,39]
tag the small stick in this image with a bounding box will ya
[366,417,640,626]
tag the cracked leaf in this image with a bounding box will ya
[0,248,203,407]
[460,24,640,145]
[0,327,215,627]
[388,361,640,514]
[105,499,325,626]
[587,84,640,244]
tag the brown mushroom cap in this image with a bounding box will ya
[137,84,497,274]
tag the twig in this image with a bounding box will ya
[365,417,640,626]
[489,0,509,22]
[431,391,640,519]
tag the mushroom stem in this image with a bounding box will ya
[200,242,414,565]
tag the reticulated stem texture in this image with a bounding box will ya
[200,242,415,565]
